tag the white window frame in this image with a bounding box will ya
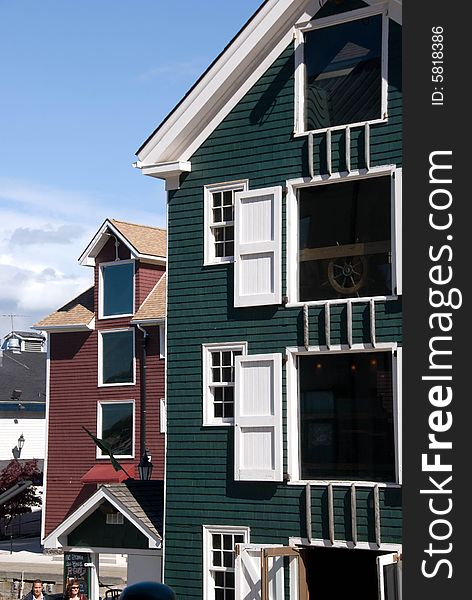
[97,399,135,460]
[294,3,389,136]
[203,525,250,600]
[286,166,402,307]
[377,552,402,600]
[99,259,135,320]
[106,512,124,525]
[98,328,136,387]
[203,342,248,426]
[204,180,249,265]
[286,344,402,486]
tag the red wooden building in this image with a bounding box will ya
[33,219,166,592]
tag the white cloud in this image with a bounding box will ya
[138,60,207,83]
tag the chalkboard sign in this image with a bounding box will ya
[63,552,91,599]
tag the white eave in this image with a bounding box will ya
[31,320,95,333]
[135,0,401,177]
[79,219,166,267]
[133,161,191,191]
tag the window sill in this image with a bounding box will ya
[202,421,233,427]
[99,313,134,320]
[293,116,388,138]
[284,294,399,309]
[203,258,234,267]
[98,382,136,388]
[286,479,401,488]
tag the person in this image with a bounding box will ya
[22,580,49,600]
[64,579,85,600]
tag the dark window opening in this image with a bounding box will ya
[101,402,133,456]
[305,15,383,130]
[102,262,134,317]
[299,352,395,482]
[299,176,391,301]
[305,547,394,600]
[102,330,134,384]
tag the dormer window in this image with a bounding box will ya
[296,9,388,134]
[100,260,135,318]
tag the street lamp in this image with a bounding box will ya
[137,450,153,481]
[17,434,25,455]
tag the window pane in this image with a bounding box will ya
[299,352,395,481]
[101,403,133,456]
[305,16,382,130]
[299,177,391,301]
[102,262,134,316]
[212,192,222,207]
[102,330,134,384]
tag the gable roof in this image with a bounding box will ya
[135,0,401,183]
[79,219,166,267]
[132,273,167,323]
[32,287,95,332]
[44,480,164,551]
[3,331,45,341]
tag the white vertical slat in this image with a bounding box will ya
[392,168,402,295]
[345,126,351,173]
[235,545,284,600]
[234,354,283,481]
[393,346,402,484]
[234,187,282,307]
[326,129,332,175]
[365,123,370,170]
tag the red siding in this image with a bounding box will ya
[44,251,165,537]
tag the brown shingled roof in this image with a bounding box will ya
[111,219,167,258]
[133,273,166,321]
[33,287,95,329]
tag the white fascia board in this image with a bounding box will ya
[137,0,400,166]
[31,320,95,333]
[78,219,113,266]
[44,486,161,550]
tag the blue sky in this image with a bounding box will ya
[0,0,262,340]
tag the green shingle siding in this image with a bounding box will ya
[164,19,402,598]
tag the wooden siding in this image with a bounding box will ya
[44,244,165,537]
[164,21,402,598]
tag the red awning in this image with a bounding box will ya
[80,464,135,484]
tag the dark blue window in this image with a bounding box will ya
[102,330,134,384]
[102,262,134,316]
[101,402,133,456]
[305,15,383,130]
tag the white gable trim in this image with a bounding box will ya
[136,0,401,170]
[43,486,162,550]
[79,219,165,266]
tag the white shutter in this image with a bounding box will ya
[234,354,283,482]
[234,187,282,307]
[377,552,402,600]
[235,544,284,600]
[392,168,402,296]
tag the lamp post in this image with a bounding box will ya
[137,450,153,481]
[17,434,25,456]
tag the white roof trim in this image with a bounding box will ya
[136,0,400,167]
[31,319,95,333]
[79,219,165,266]
[43,485,161,550]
